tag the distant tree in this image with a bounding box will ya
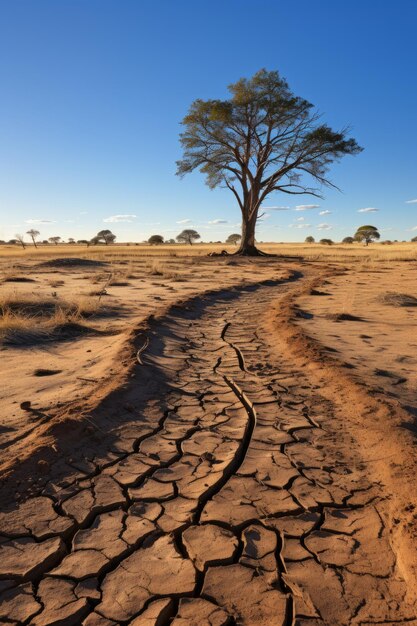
[354,225,380,246]
[305,236,315,243]
[319,238,333,245]
[8,239,18,245]
[77,239,89,245]
[96,230,116,245]
[148,235,164,245]
[226,233,242,245]
[68,238,75,244]
[381,240,392,245]
[166,238,176,244]
[49,236,61,245]
[177,69,362,256]
[15,234,26,249]
[26,229,40,248]
[176,229,201,245]
[342,236,354,244]
[411,236,417,243]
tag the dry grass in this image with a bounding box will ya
[379,292,417,307]
[0,292,105,345]
[145,260,185,281]
[0,241,416,263]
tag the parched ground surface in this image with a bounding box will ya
[1,265,417,625]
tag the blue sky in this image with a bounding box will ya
[0,0,416,243]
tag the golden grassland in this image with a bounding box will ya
[1,241,417,262]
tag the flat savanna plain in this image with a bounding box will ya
[1,242,417,625]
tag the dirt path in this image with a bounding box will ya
[1,277,416,625]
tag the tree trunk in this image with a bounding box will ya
[234,211,266,256]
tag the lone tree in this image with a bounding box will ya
[305,236,315,243]
[176,229,201,245]
[412,236,417,243]
[49,236,61,245]
[177,69,362,255]
[319,238,333,245]
[226,233,242,245]
[15,234,26,249]
[148,235,164,245]
[342,236,354,244]
[26,229,40,248]
[354,225,380,246]
[96,229,116,245]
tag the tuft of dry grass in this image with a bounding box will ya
[0,293,106,345]
[380,292,417,307]
[145,260,186,281]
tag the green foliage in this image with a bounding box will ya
[96,229,116,245]
[305,236,315,243]
[177,69,362,254]
[226,233,241,244]
[176,229,201,245]
[148,235,164,245]
[342,236,354,244]
[354,225,380,245]
[319,238,334,245]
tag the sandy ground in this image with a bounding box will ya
[1,245,417,625]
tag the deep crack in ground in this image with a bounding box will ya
[0,279,416,625]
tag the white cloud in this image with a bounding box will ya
[176,219,192,224]
[208,219,228,224]
[25,219,55,224]
[317,223,332,230]
[296,217,305,222]
[406,199,417,204]
[358,207,379,213]
[261,206,290,210]
[319,210,332,216]
[104,214,137,223]
[410,226,417,231]
[289,223,311,229]
[294,204,320,211]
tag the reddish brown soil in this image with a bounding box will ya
[1,264,417,625]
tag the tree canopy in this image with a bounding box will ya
[26,229,40,248]
[96,230,116,245]
[305,236,315,243]
[342,236,354,244]
[148,235,164,245]
[176,229,201,245]
[354,225,380,246]
[226,233,242,244]
[177,69,362,255]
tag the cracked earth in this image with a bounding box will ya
[1,276,416,625]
